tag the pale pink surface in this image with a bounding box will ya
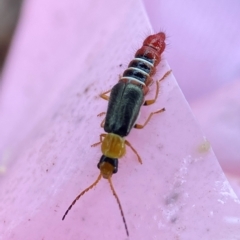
[191,80,240,177]
[144,0,240,192]
[0,1,240,240]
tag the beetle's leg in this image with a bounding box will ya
[100,89,111,101]
[134,108,165,129]
[125,140,142,164]
[143,70,172,105]
[91,133,107,147]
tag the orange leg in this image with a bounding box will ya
[91,133,106,147]
[143,70,172,106]
[96,113,106,128]
[100,89,111,101]
[100,118,105,128]
[143,80,160,106]
[134,108,165,129]
[98,91,109,118]
[159,70,172,82]
[125,140,142,164]
[97,112,106,117]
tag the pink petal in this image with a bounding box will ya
[0,0,239,239]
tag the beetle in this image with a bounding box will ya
[62,32,171,237]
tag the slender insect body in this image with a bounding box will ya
[62,32,170,237]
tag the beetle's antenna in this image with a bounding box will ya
[108,177,129,236]
[62,173,102,220]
